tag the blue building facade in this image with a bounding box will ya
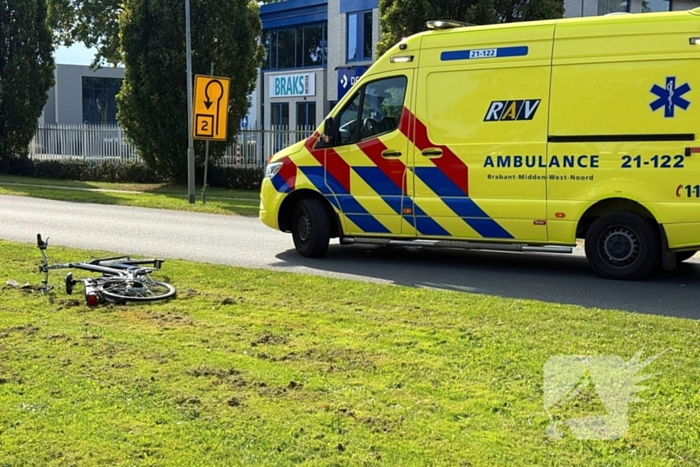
[257,0,380,131]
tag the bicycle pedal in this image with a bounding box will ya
[64,273,77,295]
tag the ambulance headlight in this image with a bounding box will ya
[265,162,283,178]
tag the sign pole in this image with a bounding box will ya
[202,61,214,204]
[185,0,195,204]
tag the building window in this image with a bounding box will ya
[598,0,630,15]
[271,102,290,151]
[296,102,316,140]
[271,103,289,127]
[296,102,316,129]
[642,0,671,12]
[263,23,327,70]
[82,77,122,125]
[347,10,373,62]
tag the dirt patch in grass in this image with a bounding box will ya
[357,415,404,433]
[0,324,40,338]
[149,312,194,326]
[281,347,377,372]
[251,333,289,346]
[55,299,82,310]
[44,333,71,341]
[186,366,241,379]
[110,362,131,369]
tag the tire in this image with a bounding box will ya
[291,198,330,258]
[584,212,659,280]
[676,250,698,263]
[97,277,176,303]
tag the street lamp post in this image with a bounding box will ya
[185,0,195,204]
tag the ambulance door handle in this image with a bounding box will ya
[421,148,443,158]
[381,149,402,158]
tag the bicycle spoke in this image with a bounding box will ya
[97,277,175,302]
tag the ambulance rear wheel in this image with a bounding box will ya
[584,212,659,280]
[292,198,330,258]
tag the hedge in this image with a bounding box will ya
[1,159,264,191]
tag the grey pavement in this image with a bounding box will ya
[0,194,698,319]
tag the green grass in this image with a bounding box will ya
[0,175,259,216]
[0,239,699,466]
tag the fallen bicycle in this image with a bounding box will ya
[37,234,176,307]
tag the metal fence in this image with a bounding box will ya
[29,125,138,163]
[28,124,317,168]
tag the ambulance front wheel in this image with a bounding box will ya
[292,198,330,258]
[584,212,659,281]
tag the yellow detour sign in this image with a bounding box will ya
[193,75,230,141]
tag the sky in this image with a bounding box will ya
[55,43,97,66]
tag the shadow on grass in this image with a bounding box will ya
[274,244,700,319]
[0,175,259,216]
[0,182,124,206]
[0,174,120,190]
[141,184,260,216]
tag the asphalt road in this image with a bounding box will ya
[1,194,698,319]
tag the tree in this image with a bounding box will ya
[0,0,55,172]
[47,0,122,67]
[116,0,263,183]
[376,0,564,56]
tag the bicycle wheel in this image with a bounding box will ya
[97,277,176,303]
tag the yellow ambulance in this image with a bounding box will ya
[260,9,700,280]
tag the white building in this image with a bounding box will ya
[42,64,125,125]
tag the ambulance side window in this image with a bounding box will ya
[336,92,362,145]
[333,76,407,146]
[359,76,406,140]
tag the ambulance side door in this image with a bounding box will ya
[326,72,415,237]
[409,27,554,242]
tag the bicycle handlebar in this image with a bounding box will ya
[37,233,49,250]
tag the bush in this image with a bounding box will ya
[82,161,160,184]
[1,156,263,190]
[205,166,264,191]
[28,160,160,183]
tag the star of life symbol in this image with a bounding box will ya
[650,77,691,118]
[543,350,664,440]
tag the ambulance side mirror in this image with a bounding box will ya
[318,117,335,148]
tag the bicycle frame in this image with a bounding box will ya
[37,234,171,306]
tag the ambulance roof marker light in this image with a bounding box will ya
[426,20,474,30]
[689,37,700,45]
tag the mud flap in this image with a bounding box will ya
[659,224,677,271]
